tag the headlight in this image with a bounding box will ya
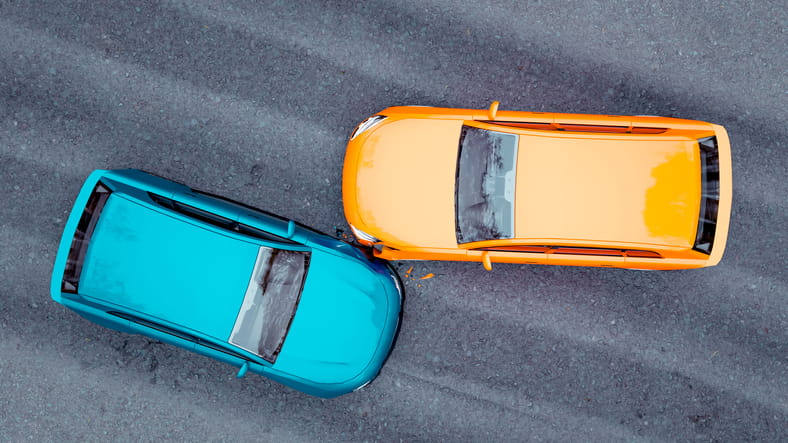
[349,224,379,245]
[353,379,373,392]
[389,268,402,301]
[350,115,387,140]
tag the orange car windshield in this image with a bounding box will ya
[693,136,720,254]
[455,125,518,243]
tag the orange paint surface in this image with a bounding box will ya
[342,105,731,270]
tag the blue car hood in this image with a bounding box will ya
[79,194,257,339]
[272,249,391,384]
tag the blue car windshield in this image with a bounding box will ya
[229,247,310,363]
[455,125,519,244]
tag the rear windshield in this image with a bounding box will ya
[455,125,519,244]
[693,136,720,254]
[229,247,310,363]
[62,182,112,293]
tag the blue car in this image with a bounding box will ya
[51,169,402,398]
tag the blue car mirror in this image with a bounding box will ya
[236,361,249,379]
[286,220,296,238]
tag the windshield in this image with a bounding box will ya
[229,246,310,362]
[693,136,720,254]
[62,182,112,293]
[455,125,519,244]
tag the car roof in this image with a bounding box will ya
[512,130,702,248]
[78,193,258,340]
[347,115,709,250]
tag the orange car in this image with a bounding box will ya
[342,103,731,270]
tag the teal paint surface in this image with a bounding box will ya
[274,249,390,383]
[79,194,258,340]
[50,169,401,398]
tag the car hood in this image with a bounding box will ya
[347,118,461,248]
[78,194,255,339]
[272,249,394,384]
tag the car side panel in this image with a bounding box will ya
[381,106,717,131]
[624,257,704,270]
[121,319,196,353]
[375,245,470,261]
[192,345,249,370]
[103,169,187,198]
[466,249,629,268]
[60,297,134,334]
[173,189,242,221]
[378,244,706,270]
[238,212,297,243]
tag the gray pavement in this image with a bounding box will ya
[1,0,786,441]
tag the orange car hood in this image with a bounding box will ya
[515,132,702,247]
[352,118,462,248]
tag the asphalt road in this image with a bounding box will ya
[1,0,786,441]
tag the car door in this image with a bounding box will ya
[63,299,134,334]
[114,312,196,353]
[172,189,242,226]
[467,245,551,267]
[189,338,269,376]
[545,246,626,268]
[188,188,298,242]
[467,245,627,268]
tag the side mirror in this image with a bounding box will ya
[481,251,493,271]
[236,361,249,378]
[487,101,500,120]
[286,220,296,239]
